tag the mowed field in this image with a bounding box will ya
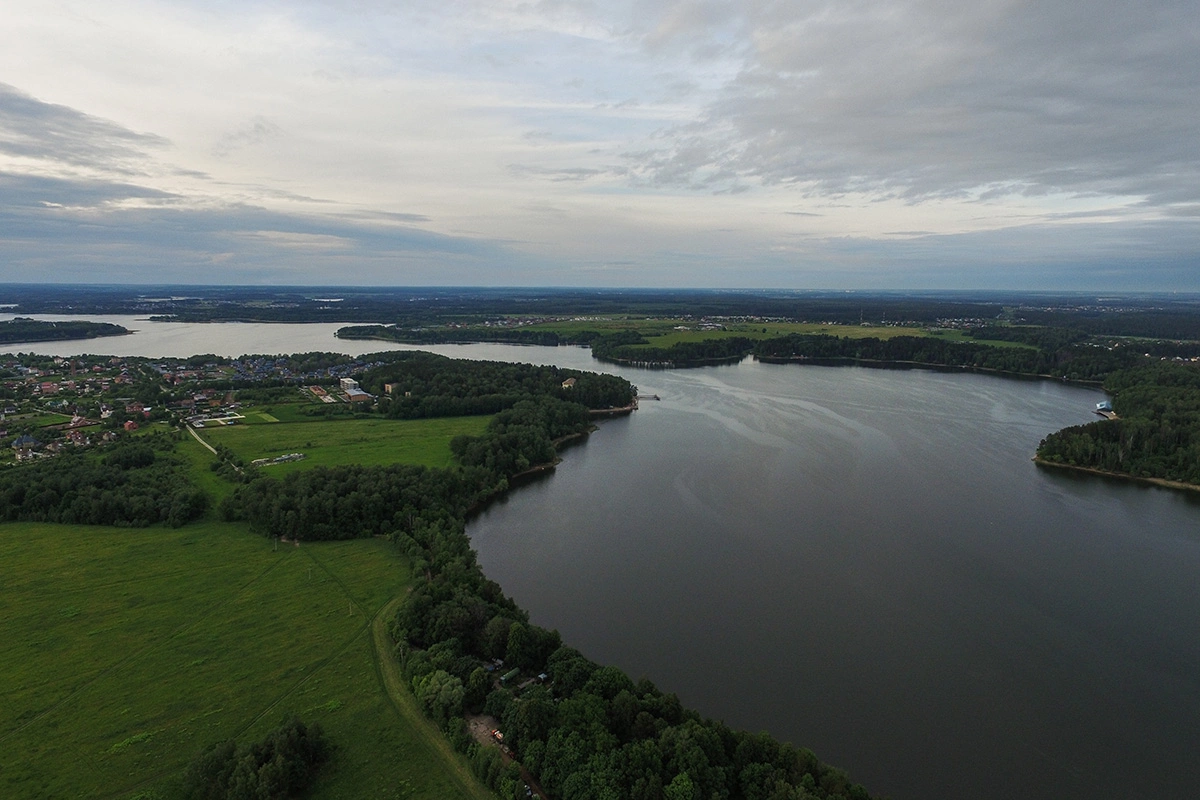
[200,411,492,474]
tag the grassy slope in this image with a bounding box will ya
[200,413,491,474]
[0,430,494,800]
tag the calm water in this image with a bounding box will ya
[5,317,1200,799]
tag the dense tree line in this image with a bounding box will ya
[592,333,756,368]
[388,483,877,800]
[753,333,1144,381]
[1017,309,1200,340]
[338,324,570,347]
[0,317,129,343]
[175,717,330,800]
[362,352,634,419]
[223,396,598,540]
[220,461,498,540]
[0,435,207,527]
[451,397,594,475]
[1037,362,1200,484]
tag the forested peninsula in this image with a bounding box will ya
[1035,361,1200,487]
[218,354,876,800]
[0,348,876,800]
[0,317,129,344]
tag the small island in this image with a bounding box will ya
[0,317,129,344]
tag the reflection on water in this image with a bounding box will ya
[4,317,1199,799]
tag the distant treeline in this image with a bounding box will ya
[11,284,1015,325]
[753,333,1144,381]
[0,435,207,527]
[338,324,572,347]
[1037,361,1200,485]
[0,317,128,344]
[1017,309,1200,340]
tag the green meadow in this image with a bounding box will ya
[200,412,491,474]
[0,427,495,800]
[0,522,491,800]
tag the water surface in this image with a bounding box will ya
[470,360,1200,800]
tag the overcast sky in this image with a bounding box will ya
[2,0,1197,289]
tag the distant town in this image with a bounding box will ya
[1,352,384,462]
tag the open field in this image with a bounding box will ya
[244,402,326,423]
[15,411,76,428]
[200,414,491,473]
[0,520,492,800]
[523,318,1033,349]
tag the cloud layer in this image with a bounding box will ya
[0,1,1196,288]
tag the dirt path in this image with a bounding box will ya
[370,595,495,800]
[186,424,217,455]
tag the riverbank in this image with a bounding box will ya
[588,401,637,417]
[1033,457,1200,494]
[754,353,1106,386]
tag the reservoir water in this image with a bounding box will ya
[4,317,1199,799]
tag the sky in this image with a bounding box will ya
[1,0,1198,290]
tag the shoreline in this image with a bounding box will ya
[754,354,1106,387]
[1033,457,1200,494]
[588,401,636,417]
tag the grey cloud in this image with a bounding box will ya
[0,194,522,285]
[344,210,433,224]
[0,83,167,173]
[212,116,284,157]
[0,172,179,209]
[508,164,608,182]
[621,0,1200,207]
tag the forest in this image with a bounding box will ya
[363,351,635,417]
[175,717,330,800]
[752,332,1144,381]
[591,333,757,368]
[0,434,208,527]
[1036,361,1200,484]
[0,317,129,343]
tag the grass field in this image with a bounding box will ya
[0,424,497,800]
[200,413,491,474]
[523,318,1032,349]
[0,519,493,800]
